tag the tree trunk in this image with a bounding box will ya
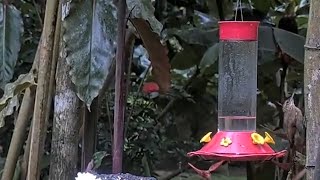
[315,145,320,180]
[304,0,320,179]
[48,23,81,180]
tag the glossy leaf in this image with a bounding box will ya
[171,44,204,70]
[296,15,309,29]
[167,27,219,46]
[127,0,163,35]
[193,10,218,29]
[62,0,117,108]
[0,72,36,127]
[0,4,24,88]
[199,43,219,71]
[171,48,198,70]
[273,27,305,63]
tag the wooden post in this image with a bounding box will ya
[112,0,127,173]
[304,0,320,179]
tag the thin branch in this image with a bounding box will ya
[124,29,135,103]
[156,68,200,121]
[20,125,32,180]
[105,93,113,146]
[32,0,43,27]
[124,64,151,137]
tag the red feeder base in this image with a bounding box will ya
[187,131,287,179]
[188,131,286,161]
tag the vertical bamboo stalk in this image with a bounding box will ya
[1,88,35,180]
[21,125,32,180]
[27,0,59,179]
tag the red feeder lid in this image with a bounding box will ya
[188,131,286,161]
[219,21,260,41]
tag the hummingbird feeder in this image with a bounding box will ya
[187,21,287,178]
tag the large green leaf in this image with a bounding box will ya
[127,0,163,35]
[171,46,200,70]
[0,4,24,89]
[171,44,206,70]
[273,27,305,63]
[168,27,219,46]
[62,0,117,108]
[199,43,219,71]
[258,26,278,65]
[258,26,305,64]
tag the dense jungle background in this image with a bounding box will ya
[0,0,316,179]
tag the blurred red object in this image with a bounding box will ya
[142,82,159,94]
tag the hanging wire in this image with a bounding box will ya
[234,0,239,21]
[240,0,243,21]
[234,0,244,21]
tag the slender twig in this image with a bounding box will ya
[156,68,199,121]
[158,163,190,180]
[124,65,151,137]
[21,125,32,180]
[122,7,136,103]
[112,0,127,173]
[32,0,43,27]
[105,93,113,146]
[123,29,136,107]
[124,50,132,101]
[293,169,306,180]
